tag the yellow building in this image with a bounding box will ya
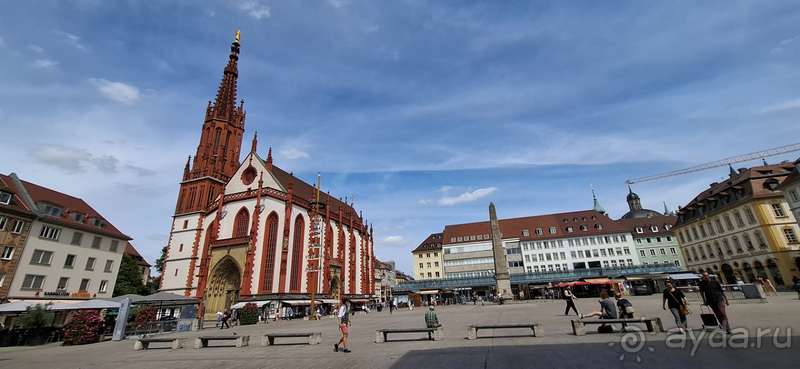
[674,163,800,287]
[412,233,445,280]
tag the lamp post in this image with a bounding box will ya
[307,173,326,320]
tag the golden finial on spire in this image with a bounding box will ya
[235,30,241,43]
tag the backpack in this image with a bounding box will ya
[597,324,614,333]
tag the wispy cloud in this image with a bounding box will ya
[54,30,86,50]
[281,148,309,159]
[28,145,120,173]
[379,235,409,247]
[771,35,799,54]
[420,186,499,206]
[330,0,350,8]
[28,44,44,53]
[31,59,58,69]
[239,0,271,20]
[760,98,800,113]
[88,78,140,104]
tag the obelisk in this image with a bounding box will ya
[489,202,513,299]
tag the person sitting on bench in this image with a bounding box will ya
[425,307,441,328]
[581,291,617,320]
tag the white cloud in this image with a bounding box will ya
[29,145,92,173]
[0,36,5,47]
[779,35,800,46]
[32,59,59,69]
[28,44,44,53]
[209,11,216,17]
[239,0,271,20]
[88,78,140,104]
[380,235,409,247]
[281,148,310,159]
[760,98,800,113]
[55,30,86,50]
[330,0,350,8]
[438,187,498,206]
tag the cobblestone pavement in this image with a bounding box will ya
[1,292,798,369]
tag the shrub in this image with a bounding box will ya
[63,310,103,345]
[238,303,258,325]
[21,303,54,334]
[134,307,157,331]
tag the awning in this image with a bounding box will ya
[419,290,440,295]
[230,300,271,310]
[670,273,702,280]
[583,278,611,282]
[319,299,340,304]
[281,300,322,306]
[349,299,370,303]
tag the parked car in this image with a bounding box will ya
[632,283,652,295]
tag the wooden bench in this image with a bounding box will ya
[375,327,444,343]
[571,317,663,336]
[261,332,321,346]
[134,337,187,350]
[193,335,250,348]
[467,323,543,340]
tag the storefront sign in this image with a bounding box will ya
[43,291,70,296]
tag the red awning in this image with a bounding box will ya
[350,299,370,303]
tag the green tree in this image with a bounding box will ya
[113,254,149,296]
[154,246,167,275]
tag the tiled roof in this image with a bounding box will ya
[0,174,36,218]
[9,174,131,240]
[442,210,626,245]
[124,242,152,267]
[412,233,443,252]
[676,163,794,226]
[616,216,678,236]
[775,158,800,190]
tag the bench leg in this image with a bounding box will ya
[235,336,245,348]
[261,336,270,347]
[572,320,586,336]
[309,333,321,345]
[193,338,204,349]
[532,325,544,337]
[173,338,186,349]
[654,318,663,333]
[433,328,444,341]
[134,341,145,351]
[375,331,385,343]
[468,327,477,340]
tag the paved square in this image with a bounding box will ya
[1,293,798,368]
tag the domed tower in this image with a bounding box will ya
[591,184,606,215]
[620,183,663,219]
[626,184,642,212]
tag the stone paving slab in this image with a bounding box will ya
[1,292,798,368]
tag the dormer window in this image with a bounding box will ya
[580,225,588,231]
[650,226,658,232]
[635,227,644,234]
[522,230,530,237]
[594,224,603,230]
[535,228,543,235]
[90,218,106,228]
[0,191,11,205]
[39,204,62,217]
[71,213,85,223]
[549,227,557,234]
[566,226,574,233]
[664,224,672,230]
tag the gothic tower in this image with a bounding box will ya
[175,33,246,215]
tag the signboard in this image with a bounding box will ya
[112,298,131,341]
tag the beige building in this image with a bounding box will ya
[373,260,395,301]
[775,158,800,276]
[674,163,800,286]
[412,233,445,280]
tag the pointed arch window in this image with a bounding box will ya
[261,212,279,292]
[290,215,305,292]
[233,208,249,238]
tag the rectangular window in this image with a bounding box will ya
[11,220,23,234]
[577,251,584,258]
[553,253,559,260]
[639,250,646,257]
[570,251,577,258]
[104,260,114,272]
[91,236,102,249]
[784,229,798,243]
[419,263,423,268]
[602,260,609,267]
[656,237,662,243]
[0,192,11,205]
[755,233,768,248]
[30,250,53,265]
[600,249,607,256]
[615,247,622,255]
[433,252,438,257]
[589,238,596,245]
[470,235,476,240]
[419,273,424,279]
[64,254,76,268]
[670,247,676,255]
[426,253,430,258]
[546,253,552,261]
[538,254,545,261]
[426,262,431,268]
[674,260,681,266]
[57,277,69,290]
[99,280,108,293]
[39,226,61,240]
[735,213,745,227]
[707,222,715,235]
[435,272,440,277]
[85,257,96,271]
[535,228,543,235]
[549,227,557,234]
[457,237,462,242]
[427,272,432,278]
[725,217,734,230]
[745,208,756,222]
[660,248,666,255]
[699,224,707,237]
[110,240,119,252]
[522,230,529,237]
[623,247,631,255]
[790,190,800,202]
[434,261,439,267]
[79,279,90,292]
[666,236,672,242]
[0,217,6,231]
[1,246,14,260]
[646,237,652,244]
[733,238,743,252]
[22,274,45,289]
[591,249,599,257]
[620,235,627,242]
[715,219,724,233]
[450,238,456,242]
[525,255,530,262]
[418,254,423,259]
[71,232,83,246]
[649,249,656,256]
[772,204,786,217]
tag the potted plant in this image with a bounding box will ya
[21,303,54,346]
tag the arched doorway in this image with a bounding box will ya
[721,264,735,284]
[206,257,242,315]
[766,259,784,286]
[753,260,769,281]
[742,262,756,283]
[329,277,340,300]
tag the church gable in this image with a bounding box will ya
[224,152,285,195]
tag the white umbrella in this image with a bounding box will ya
[0,300,37,314]
[64,299,120,310]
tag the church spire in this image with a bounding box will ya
[266,147,273,172]
[251,132,258,153]
[729,164,737,177]
[211,31,241,122]
[663,201,672,215]
[591,184,606,215]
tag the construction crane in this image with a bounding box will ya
[626,143,800,184]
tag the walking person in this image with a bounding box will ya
[220,310,230,329]
[699,272,731,334]
[334,298,351,353]
[764,279,779,297]
[563,286,580,316]
[662,281,690,333]
[216,310,222,327]
[408,300,414,311]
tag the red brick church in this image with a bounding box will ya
[159,32,375,318]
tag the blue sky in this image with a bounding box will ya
[2,1,800,276]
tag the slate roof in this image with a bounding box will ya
[412,233,443,253]
[616,215,678,236]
